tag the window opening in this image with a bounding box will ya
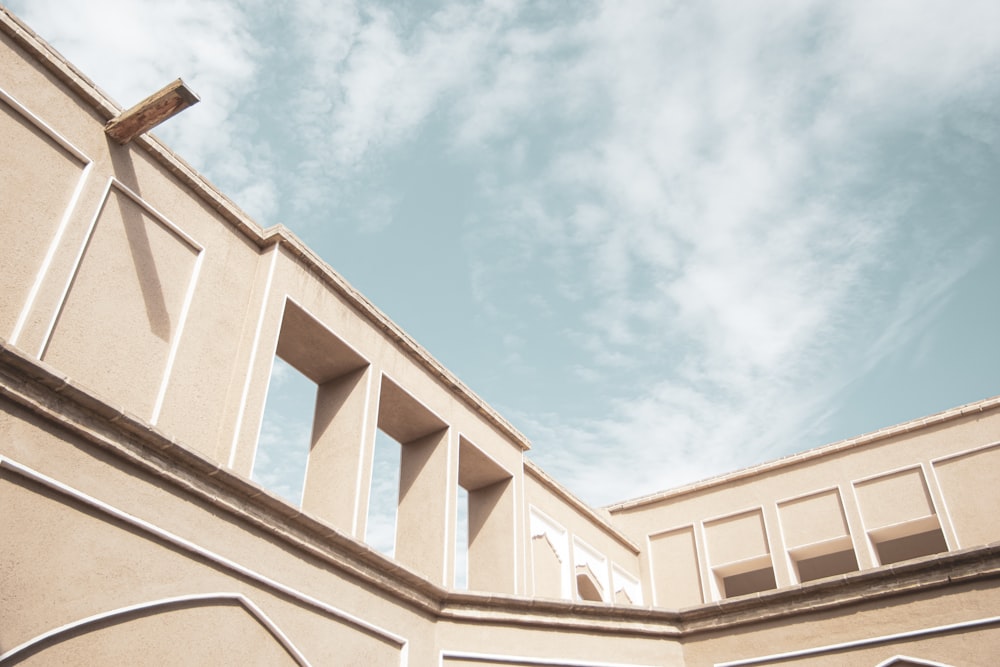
[796,548,859,583]
[874,527,948,565]
[365,428,401,557]
[251,356,315,506]
[721,566,776,598]
[455,487,469,589]
[458,436,515,593]
[573,538,608,603]
[370,375,449,580]
[576,565,604,602]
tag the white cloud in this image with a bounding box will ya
[458,0,1000,502]
[10,0,278,221]
[15,0,998,508]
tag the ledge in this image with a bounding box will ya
[607,393,1000,513]
[2,341,999,638]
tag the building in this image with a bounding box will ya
[1,7,998,665]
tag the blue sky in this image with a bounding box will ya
[13,1,1000,515]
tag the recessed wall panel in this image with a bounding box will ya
[779,489,849,548]
[705,509,769,565]
[43,186,199,418]
[0,95,88,338]
[855,468,935,530]
[934,445,1000,549]
[649,526,702,607]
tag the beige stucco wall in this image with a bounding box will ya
[608,405,1000,608]
[680,579,1000,666]
[3,7,1000,665]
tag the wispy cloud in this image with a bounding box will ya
[10,0,278,220]
[18,0,999,508]
[281,0,1000,502]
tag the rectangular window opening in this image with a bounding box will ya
[455,487,469,589]
[795,548,860,583]
[720,566,777,598]
[365,428,401,557]
[458,436,515,593]
[251,356,316,507]
[874,527,948,566]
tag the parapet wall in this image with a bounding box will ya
[2,7,1000,665]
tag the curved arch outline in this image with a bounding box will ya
[0,593,311,666]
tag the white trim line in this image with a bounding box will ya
[874,656,954,667]
[1,86,94,348]
[701,504,767,528]
[356,367,382,539]
[921,461,957,551]
[696,520,713,602]
[34,177,205,424]
[852,462,925,487]
[773,483,843,510]
[0,593,312,665]
[227,243,280,469]
[38,176,112,358]
[352,367,375,536]
[150,242,203,424]
[438,650,653,667]
[0,457,408,660]
[645,532,658,607]
[929,439,1000,465]
[440,650,661,667]
[444,428,456,585]
[512,472,521,592]
[714,615,1000,666]
[847,477,878,567]
[929,440,1000,552]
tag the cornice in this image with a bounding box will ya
[1,341,998,639]
[608,394,1000,513]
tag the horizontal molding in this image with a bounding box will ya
[714,614,1000,666]
[608,395,1000,513]
[2,340,999,639]
[441,651,661,667]
[0,457,408,654]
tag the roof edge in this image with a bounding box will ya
[607,393,1000,513]
[0,7,530,453]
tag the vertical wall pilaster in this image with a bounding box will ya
[396,427,452,585]
[301,366,371,534]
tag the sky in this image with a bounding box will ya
[11,1,1000,525]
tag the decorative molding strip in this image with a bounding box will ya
[0,85,94,348]
[608,396,1000,513]
[714,615,1000,666]
[0,593,311,666]
[1,344,998,639]
[0,457,409,665]
[874,656,953,667]
[34,176,205,426]
[440,651,661,667]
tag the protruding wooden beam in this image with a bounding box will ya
[105,78,199,144]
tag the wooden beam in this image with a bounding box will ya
[105,78,199,144]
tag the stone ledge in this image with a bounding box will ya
[2,339,999,637]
